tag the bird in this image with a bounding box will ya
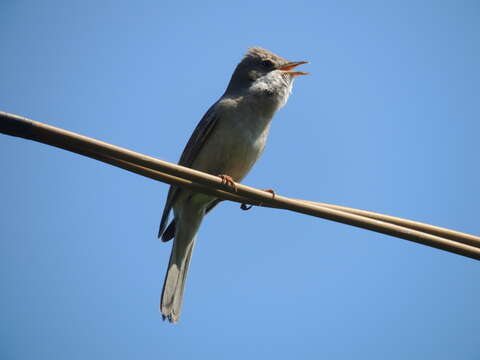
[158,47,308,323]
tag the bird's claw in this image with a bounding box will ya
[263,189,276,199]
[240,203,253,211]
[240,188,276,211]
[218,174,237,192]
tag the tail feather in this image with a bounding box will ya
[160,214,203,323]
[160,240,196,322]
[161,220,176,242]
[158,207,171,239]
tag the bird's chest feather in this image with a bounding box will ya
[193,109,271,181]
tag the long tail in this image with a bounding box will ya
[160,215,202,323]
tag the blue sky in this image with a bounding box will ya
[1,1,479,359]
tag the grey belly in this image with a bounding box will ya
[192,129,265,182]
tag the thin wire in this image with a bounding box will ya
[1,110,479,260]
[297,200,480,248]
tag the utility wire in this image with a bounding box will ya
[1,110,479,260]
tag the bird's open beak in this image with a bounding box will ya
[279,61,309,77]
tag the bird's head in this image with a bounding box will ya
[225,47,308,97]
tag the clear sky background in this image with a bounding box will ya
[1,1,479,359]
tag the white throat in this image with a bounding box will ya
[249,70,294,111]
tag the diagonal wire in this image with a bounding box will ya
[1,110,479,260]
[295,200,480,248]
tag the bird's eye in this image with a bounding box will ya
[261,59,274,69]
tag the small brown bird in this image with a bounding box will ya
[158,47,308,322]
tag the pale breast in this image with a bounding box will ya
[191,98,272,182]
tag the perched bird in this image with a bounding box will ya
[158,47,308,322]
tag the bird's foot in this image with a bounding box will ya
[263,189,276,199]
[240,203,253,211]
[218,174,237,192]
[240,188,276,211]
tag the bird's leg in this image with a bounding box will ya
[218,174,237,192]
[263,189,276,199]
[240,189,276,211]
